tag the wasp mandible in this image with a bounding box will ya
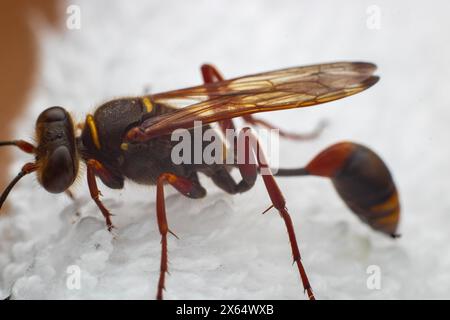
[0,62,400,300]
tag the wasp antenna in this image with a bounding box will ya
[0,140,36,154]
[0,163,37,211]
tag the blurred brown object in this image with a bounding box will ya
[0,0,61,198]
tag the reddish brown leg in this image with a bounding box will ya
[201,64,235,133]
[0,140,36,153]
[201,64,315,299]
[155,173,206,300]
[238,128,315,300]
[242,115,327,141]
[201,63,223,84]
[86,159,114,231]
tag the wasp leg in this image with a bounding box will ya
[200,63,326,141]
[242,115,327,141]
[209,130,258,194]
[201,63,223,84]
[86,159,115,231]
[201,64,236,134]
[211,128,314,299]
[247,127,315,300]
[155,173,206,300]
[0,140,36,153]
[210,165,257,194]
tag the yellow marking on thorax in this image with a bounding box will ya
[120,143,129,151]
[142,97,154,113]
[86,114,101,150]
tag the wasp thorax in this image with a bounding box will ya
[35,107,79,193]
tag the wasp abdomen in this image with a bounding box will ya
[332,144,400,236]
[305,142,400,237]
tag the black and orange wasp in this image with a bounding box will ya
[0,62,399,300]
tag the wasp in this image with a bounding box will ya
[0,62,400,300]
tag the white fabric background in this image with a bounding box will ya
[0,0,449,299]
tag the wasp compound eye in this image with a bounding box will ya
[305,142,400,237]
[37,106,69,123]
[35,107,79,193]
[40,145,76,193]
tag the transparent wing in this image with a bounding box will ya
[127,62,378,141]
